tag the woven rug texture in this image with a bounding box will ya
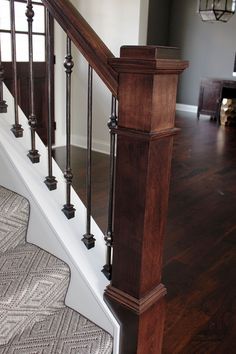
[0,186,113,354]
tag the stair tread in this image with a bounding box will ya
[0,186,29,253]
[0,307,113,354]
[0,187,113,353]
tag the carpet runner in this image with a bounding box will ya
[0,186,113,353]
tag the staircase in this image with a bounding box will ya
[0,185,113,353]
[0,1,188,352]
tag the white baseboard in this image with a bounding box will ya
[55,104,199,154]
[176,103,198,113]
[71,134,110,155]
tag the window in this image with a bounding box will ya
[0,0,46,61]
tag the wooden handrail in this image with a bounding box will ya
[41,0,118,97]
[7,1,188,351]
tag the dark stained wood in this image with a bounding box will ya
[0,35,7,113]
[41,0,118,96]
[197,78,236,122]
[54,112,236,354]
[1,2,55,144]
[53,146,110,232]
[3,62,54,145]
[104,46,188,354]
[162,113,236,354]
[120,45,181,60]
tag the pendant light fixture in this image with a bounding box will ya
[199,0,236,22]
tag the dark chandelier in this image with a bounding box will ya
[199,0,236,22]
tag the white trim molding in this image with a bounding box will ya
[71,134,110,155]
[176,103,198,113]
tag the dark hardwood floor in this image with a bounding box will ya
[53,112,236,354]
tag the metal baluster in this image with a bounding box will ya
[82,64,96,249]
[62,37,75,219]
[10,0,23,137]
[44,10,57,191]
[26,0,40,163]
[102,96,117,280]
[0,33,8,113]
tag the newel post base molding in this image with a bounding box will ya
[104,46,188,354]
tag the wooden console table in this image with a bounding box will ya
[197,78,236,123]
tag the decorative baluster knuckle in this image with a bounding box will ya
[26,3,34,22]
[44,10,57,191]
[107,104,117,130]
[62,37,75,219]
[64,55,74,74]
[64,169,73,182]
[10,0,23,137]
[62,169,75,219]
[82,64,96,250]
[102,230,113,280]
[26,0,40,163]
[102,96,117,280]
[28,113,37,128]
[104,231,113,247]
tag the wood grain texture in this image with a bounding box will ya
[162,113,236,354]
[54,45,187,353]
[54,112,236,354]
[3,62,54,145]
[111,134,174,297]
[116,73,178,132]
[41,0,118,96]
[104,46,187,353]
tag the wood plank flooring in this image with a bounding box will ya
[53,112,236,354]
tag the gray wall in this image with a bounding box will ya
[147,0,171,45]
[169,0,236,105]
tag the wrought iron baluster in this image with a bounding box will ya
[102,96,117,280]
[0,33,7,113]
[10,0,23,137]
[82,64,96,249]
[26,0,40,163]
[62,37,75,219]
[44,10,57,191]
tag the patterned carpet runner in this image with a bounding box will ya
[0,186,113,353]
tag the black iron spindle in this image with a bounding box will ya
[102,96,117,280]
[10,0,23,137]
[44,10,57,191]
[62,36,75,219]
[0,33,7,113]
[26,0,40,163]
[82,64,96,249]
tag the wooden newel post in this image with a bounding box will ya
[104,46,188,354]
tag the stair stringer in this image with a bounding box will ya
[0,85,120,354]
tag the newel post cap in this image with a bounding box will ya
[108,45,189,74]
[108,46,188,132]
